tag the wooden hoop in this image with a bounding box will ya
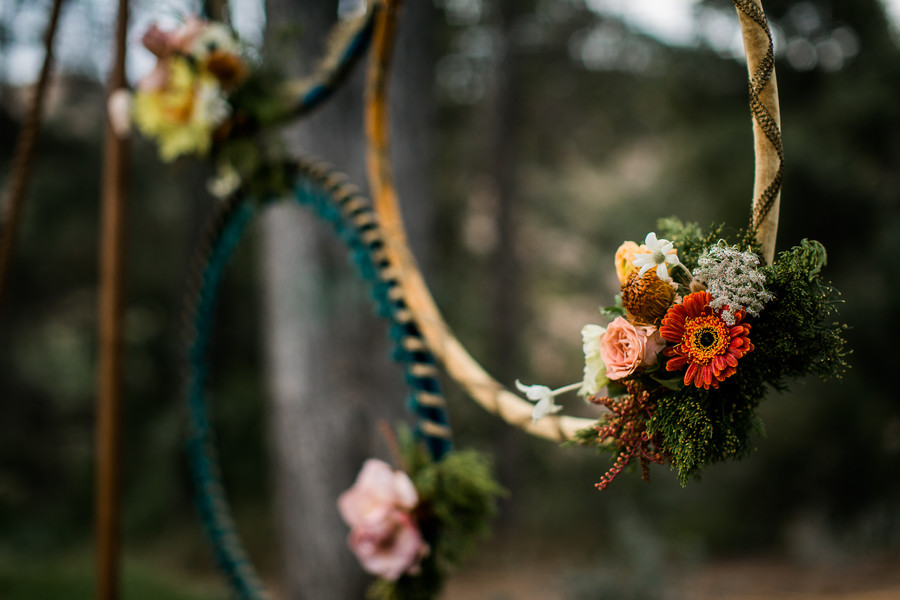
[365,0,783,442]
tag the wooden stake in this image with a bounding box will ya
[96,0,129,598]
[0,0,65,319]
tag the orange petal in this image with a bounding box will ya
[684,363,698,386]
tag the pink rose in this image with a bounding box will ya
[338,459,428,581]
[599,316,666,380]
[138,18,208,92]
[141,18,206,58]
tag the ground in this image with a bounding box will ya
[444,554,900,600]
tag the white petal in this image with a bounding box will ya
[107,88,132,138]
[515,380,552,402]
[637,264,652,279]
[531,397,563,423]
[644,232,658,248]
[656,262,671,281]
[632,254,653,269]
[581,324,606,357]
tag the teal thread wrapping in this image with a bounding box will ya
[186,200,270,600]
[290,166,453,459]
[294,9,377,118]
[184,161,452,599]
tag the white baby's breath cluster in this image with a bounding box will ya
[693,242,774,325]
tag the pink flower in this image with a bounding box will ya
[338,459,428,581]
[141,18,206,58]
[599,316,666,380]
[138,18,208,92]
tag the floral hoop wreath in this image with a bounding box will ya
[183,159,457,599]
[135,0,845,595]
[367,0,783,441]
[130,6,505,599]
[125,4,378,165]
[366,0,847,487]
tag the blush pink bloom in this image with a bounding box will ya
[599,316,666,380]
[138,18,208,92]
[338,459,428,581]
[142,18,206,58]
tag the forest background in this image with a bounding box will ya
[1,0,899,598]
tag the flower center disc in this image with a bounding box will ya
[683,316,729,364]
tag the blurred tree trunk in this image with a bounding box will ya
[261,1,437,598]
[488,0,525,384]
[484,0,528,508]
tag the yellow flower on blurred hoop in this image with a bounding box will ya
[133,57,231,162]
[615,241,643,284]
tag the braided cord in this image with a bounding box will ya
[182,159,452,598]
[289,159,453,458]
[184,197,271,600]
[287,7,378,120]
[732,0,784,237]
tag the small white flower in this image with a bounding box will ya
[632,232,682,283]
[515,380,562,423]
[193,80,231,128]
[107,88,132,138]
[207,163,242,199]
[515,380,583,423]
[693,242,774,325]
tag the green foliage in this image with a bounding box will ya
[636,230,849,485]
[0,556,228,600]
[648,381,761,485]
[368,429,505,600]
[214,137,291,199]
[748,240,849,383]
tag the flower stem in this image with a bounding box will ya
[550,382,583,397]
[378,420,407,472]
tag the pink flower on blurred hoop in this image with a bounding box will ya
[138,18,207,92]
[599,316,666,380]
[142,17,206,58]
[338,459,429,581]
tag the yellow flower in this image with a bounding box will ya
[621,269,677,326]
[133,58,231,161]
[615,241,642,284]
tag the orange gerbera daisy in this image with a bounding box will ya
[660,291,753,390]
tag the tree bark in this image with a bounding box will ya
[261,2,436,597]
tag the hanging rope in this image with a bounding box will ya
[0,0,65,318]
[95,0,130,599]
[282,5,380,121]
[364,0,784,442]
[734,0,783,264]
[182,158,453,599]
[365,0,593,441]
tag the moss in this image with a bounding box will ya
[367,429,505,600]
[584,225,849,486]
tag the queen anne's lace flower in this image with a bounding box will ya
[692,243,774,326]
